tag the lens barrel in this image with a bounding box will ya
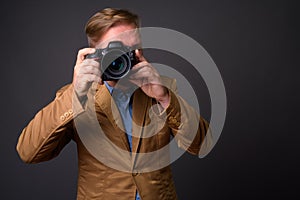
[101,49,132,80]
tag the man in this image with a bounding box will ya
[17,8,212,200]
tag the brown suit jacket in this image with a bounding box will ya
[16,78,212,200]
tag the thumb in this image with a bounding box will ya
[135,49,146,62]
[76,48,96,65]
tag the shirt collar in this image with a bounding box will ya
[104,81,114,94]
[104,81,137,98]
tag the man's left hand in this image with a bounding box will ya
[129,50,170,109]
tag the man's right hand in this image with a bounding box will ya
[72,48,102,98]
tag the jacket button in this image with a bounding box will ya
[169,116,177,124]
[68,109,73,114]
[64,112,69,118]
[60,115,65,121]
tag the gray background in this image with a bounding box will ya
[1,0,299,199]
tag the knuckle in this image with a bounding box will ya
[77,49,86,57]
[84,65,92,71]
[78,49,84,54]
[81,59,89,65]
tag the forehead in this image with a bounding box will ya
[95,24,141,49]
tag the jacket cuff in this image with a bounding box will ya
[56,84,86,123]
[151,89,182,129]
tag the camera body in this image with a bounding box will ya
[85,41,138,81]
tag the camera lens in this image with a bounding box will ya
[101,49,131,80]
[110,57,125,72]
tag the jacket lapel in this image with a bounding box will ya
[131,88,149,154]
[94,84,131,152]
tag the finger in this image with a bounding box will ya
[77,68,102,84]
[79,59,100,69]
[76,59,100,73]
[130,64,159,79]
[131,61,150,72]
[82,74,101,83]
[129,78,144,88]
[80,59,100,68]
[130,71,163,88]
[79,66,101,77]
[76,48,96,65]
[130,69,151,80]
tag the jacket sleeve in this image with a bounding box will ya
[16,84,85,163]
[157,78,214,157]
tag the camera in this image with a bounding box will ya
[85,41,138,81]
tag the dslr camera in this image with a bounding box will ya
[85,41,139,81]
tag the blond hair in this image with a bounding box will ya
[85,8,140,46]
